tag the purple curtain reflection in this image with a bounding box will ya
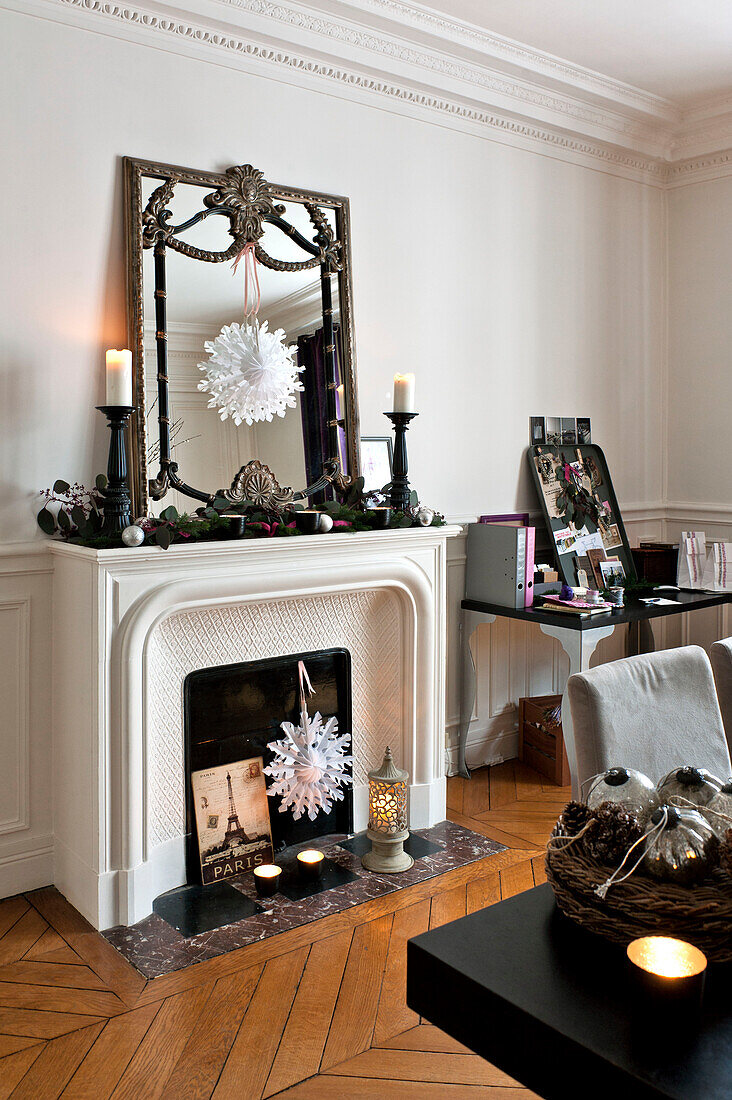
[297,325,346,502]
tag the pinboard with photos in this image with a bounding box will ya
[528,443,636,588]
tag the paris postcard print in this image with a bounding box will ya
[191,757,274,884]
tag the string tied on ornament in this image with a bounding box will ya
[594,807,669,900]
[198,239,303,426]
[667,793,732,838]
[232,242,262,343]
[546,818,596,852]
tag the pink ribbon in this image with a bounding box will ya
[232,242,261,321]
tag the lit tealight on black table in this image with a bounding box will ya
[407,884,732,1100]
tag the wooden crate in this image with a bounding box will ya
[518,694,570,786]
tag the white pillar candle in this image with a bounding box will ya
[105,350,133,406]
[393,372,415,413]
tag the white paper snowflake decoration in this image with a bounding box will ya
[197,242,303,426]
[264,661,353,821]
[198,320,302,426]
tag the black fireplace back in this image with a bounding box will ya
[183,649,352,884]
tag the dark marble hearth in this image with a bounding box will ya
[152,882,263,938]
[103,822,506,979]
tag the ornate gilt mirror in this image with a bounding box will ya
[124,158,360,516]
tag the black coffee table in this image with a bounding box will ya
[407,883,732,1099]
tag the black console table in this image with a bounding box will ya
[459,591,732,788]
[407,883,732,1100]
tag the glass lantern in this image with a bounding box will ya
[361,747,414,873]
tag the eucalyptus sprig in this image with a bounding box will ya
[37,476,108,539]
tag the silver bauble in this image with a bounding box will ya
[657,766,723,808]
[416,507,434,527]
[121,525,145,547]
[586,767,659,822]
[317,512,334,533]
[643,804,718,884]
[706,781,732,839]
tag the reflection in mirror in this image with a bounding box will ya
[126,161,359,516]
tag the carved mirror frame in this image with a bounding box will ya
[124,157,360,516]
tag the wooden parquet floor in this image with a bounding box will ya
[0,761,569,1098]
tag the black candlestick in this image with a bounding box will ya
[96,405,134,534]
[384,411,418,512]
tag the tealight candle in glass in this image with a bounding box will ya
[369,506,392,529]
[297,849,325,880]
[627,936,707,1013]
[295,510,321,534]
[253,864,282,897]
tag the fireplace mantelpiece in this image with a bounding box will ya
[50,527,460,929]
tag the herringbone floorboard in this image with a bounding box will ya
[0,762,566,1097]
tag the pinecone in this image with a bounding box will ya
[556,800,593,839]
[587,801,643,864]
[720,829,732,877]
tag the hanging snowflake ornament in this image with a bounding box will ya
[265,710,353,821]
[197,242,303,426]
[198,319,302,426]
[264,661,353,821]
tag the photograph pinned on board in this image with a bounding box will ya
[599,558,626,588]
[529,416,546,445]
[598,514,623,551]
[576,416,592,444]
[554,526,578,555]
[560,418,577,445]
[546,417,562,445]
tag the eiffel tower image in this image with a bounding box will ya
[224,771,252,847]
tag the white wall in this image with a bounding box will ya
[0,9,666,539]
[0,1,699,898]
[667,175,732,523]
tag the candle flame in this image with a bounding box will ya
[627,936,707,978]
[254,865,281,878]
[297,850,324,864]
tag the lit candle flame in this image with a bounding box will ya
[627,936,707,979]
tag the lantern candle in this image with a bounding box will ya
[297,849,325,880]
[393,372,415,413]
[627,936,707,1011]
[253,864,282,898]
[362,747,414,873]
[105,349,133,406]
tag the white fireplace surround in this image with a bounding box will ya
[50,526,459,929]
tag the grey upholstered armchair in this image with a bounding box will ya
[567,645,732,791]
[710,637,732,754]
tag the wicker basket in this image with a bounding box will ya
[546,828,732,963]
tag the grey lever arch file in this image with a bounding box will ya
[465,523,528,609]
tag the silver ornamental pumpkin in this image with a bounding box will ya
[657,766,722,808]
[586,767,659,822]
[706,781,732,839]
[643,804,719,884]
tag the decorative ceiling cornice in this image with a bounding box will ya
[10,0,732,186]
[313,0,678,120]
[666,149,732,189]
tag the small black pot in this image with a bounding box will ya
[295,510,321,534]
[224,515,246,538]
[369,507,392,529]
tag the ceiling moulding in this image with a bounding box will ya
[304,0,679,121]
[13,0,732,184]
[666,149,732,189]
[672,94,732,162]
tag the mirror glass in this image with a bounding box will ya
[129,164,358,516]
